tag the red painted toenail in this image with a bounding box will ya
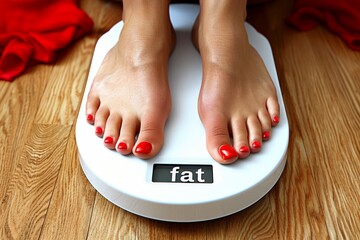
[239,146,249,153]
[104,137,113,144]
[219,144,238,160]
[273,116,280,124]
[263,131,270,140]
[87,114,94,122]
[135,141,152,154]
[95,126,103,134]
[252,141,262,148]
[117,142,127,150]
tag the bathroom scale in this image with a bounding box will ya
[76,4,289,222]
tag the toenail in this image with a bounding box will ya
[263,131,270,140]
[252,141,262,149]
[219,144,238,160]
[239,146,249,153]
[104,136,113,144]
[95,126,103,134]
[273,116,280,124]
[86,114,94,122]
[135,141,152,154]
[117,142,127,150]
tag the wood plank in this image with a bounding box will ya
[268,28,331,238]
[280,26,360,238]
[34,38,96,125]
[39,124,96,240]
[304,28,360,239]
[204,196,277,239]
[0,66,52,232]
[87,192,277,239]
[272,124,329,238]
[87,194,142,239]
[0,124,71,239]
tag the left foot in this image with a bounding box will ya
[85,0,175,159]
[192,0,280,164]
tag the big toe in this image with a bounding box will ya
[133,114,167,159]
[203,115,238,164]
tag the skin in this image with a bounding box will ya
[85,0,280,163]
[86,0,175,159]
[192,0,280,163]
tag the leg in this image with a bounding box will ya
[192,0,280,164]
[86,0,175,159]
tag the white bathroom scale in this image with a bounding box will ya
[76,4,289,222]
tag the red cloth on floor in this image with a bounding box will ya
[287,0,360,51]
[0,0,93,81]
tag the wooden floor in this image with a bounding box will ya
[1,0,359,239]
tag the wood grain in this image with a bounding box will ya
[1,0,359,239]
[34,38,95,125]
[39,125,96,240]
[0,124,71,239]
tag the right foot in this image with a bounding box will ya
[192,0,280,164]
[85,0,175,159]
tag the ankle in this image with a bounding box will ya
[195,0,249,49]
[199,0,247,22]
[122,0,171,21]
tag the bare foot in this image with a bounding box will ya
[192,0,280,164]
[85,0,175,159]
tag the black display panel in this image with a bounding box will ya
[152,164,213,183]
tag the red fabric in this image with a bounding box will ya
[287,0,360,51]
[0,0,93,81]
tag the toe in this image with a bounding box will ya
[116,116,138,155]
[94,106,109,138]
[231,118,250,159]
[103,113,121,149]
[258,109,272,141]
[247,115,262,153]
[85,92,100,124]
[133,113,166,159]
[267,97,280,127]
[203,114,238,164]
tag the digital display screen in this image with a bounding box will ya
[152,164,213,183]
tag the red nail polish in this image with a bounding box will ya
[95,127,103,134]
[239,146,249,153]
[219,144,238,160]
[117,142,127,150]
[252,141,262,148]
[104,136,113,144]
[263,131,270,140]
[273,116,280,124]
[87,114,94,122]
[135,141,152,154]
